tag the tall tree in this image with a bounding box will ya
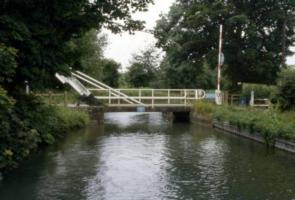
[127,47,160,87]
[0,0,153,92]
[68,29,107,81]
[154,0,295,89]
[68,30,120,87]
[101,59,120,88]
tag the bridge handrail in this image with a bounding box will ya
[70,72,134,104]
[88,88,206,99]
[71,72,137,105]
[72,71,145,106]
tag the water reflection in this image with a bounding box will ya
[85,113,170,200]
[0,113,295,200]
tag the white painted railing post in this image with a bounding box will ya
[250,90,254,107]
[118,89,121,105]
[184,89,187,105]
[139,89,142,103]
[108,89,111,105]
[152,89,154,108]
[168,89,170,104]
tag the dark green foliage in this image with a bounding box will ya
[101,59,120,88]
[0,88,40,170]
[68,30,107,81]
[0,43,18,85]
[0,0,152,91]
[192,100,215,119]
[54,107,90,134]
[13,95,59,144]
[276,68,295,110]
[127,63,153,87]
[0,88,89,172]
[155,0,295,89]
[242,83,277,99]
[193,101,295,145]
[213,106,295,145]
[66,30,120,88]
[127,47,160,87]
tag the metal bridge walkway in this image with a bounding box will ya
[55,71,206,110]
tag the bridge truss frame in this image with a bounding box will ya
[57,70,206,108]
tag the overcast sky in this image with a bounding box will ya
[103,0,295,71]
[103,0,175,71]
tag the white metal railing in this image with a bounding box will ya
[56,70,206,107]
[88,88,206,107]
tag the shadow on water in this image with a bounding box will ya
[0,112,294,200]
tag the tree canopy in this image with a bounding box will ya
[155,0,295,89]
[127,47,160,87]
[0,0,153,92]
[101,59,120,88]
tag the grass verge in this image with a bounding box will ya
[193,101,295,145]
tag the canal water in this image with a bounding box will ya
[0,113,295,200]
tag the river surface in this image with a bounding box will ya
[0,112,295,200]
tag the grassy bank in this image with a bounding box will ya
[193,101,295,145]
[0,91,90,172]
[55,107,90,134]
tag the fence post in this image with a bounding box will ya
[139,89,142,103]
[168,89,170,105]
[250,91,255,107]
[64,91,67,107]
[223,91,229,105]
[109,89,111,105]
[49,91,52,105]
[25,80,30,95]
[184,89,187,105]
[231,95,234,105]
[118,89,121,105]
[152,89,154,108]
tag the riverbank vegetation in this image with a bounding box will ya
[193,68,295,145]
[0,87,89,172]
[193,100,295,145]
[214,107,295,144]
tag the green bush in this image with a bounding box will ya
[242,83,276,99]
[276,69,295,111]
[192,99,294,145]
[14,95,59,144]
[213,106,295,145]
[0,88,40,170]
[0,43,18,85]
[192,100,216,119]
[55,107,90,133]
[0,91,90,172]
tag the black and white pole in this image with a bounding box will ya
[215,25,224,105]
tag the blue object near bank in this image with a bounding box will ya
[137,106,146,112]
[240,97,247,106]
[206,93,216,100]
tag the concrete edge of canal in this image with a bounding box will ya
[190,112,295,154]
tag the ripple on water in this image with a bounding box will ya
[0,113,295,200]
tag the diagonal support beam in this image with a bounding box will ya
[72,71,145,106]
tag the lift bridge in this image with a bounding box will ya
[55,71,206,112]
